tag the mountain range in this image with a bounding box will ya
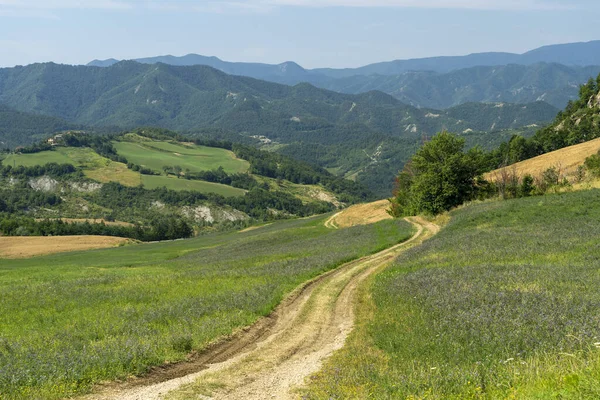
[0,61,559,195]
[88,41,600,109]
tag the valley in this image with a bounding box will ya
[0,60,560,196]
[2,18,600,400]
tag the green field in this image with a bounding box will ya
[0,217,413,399]
[113,141,249,174]
[3,147,143,187]
[3,150,73,167]
[141,175,245,197]
[306,190,600,399]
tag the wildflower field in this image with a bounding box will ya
[306,189,600,399]
[0,216,413,399]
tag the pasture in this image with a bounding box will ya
[0,216,413,399]
[112,140,249,174]
[306,189,600,399]
[2,147,143,187]
[2,149,73,167]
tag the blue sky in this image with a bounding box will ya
[0,0,597,68]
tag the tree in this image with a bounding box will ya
[390,132,486,216]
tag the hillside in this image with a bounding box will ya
[321,63,600,109]
[306,189,600,399]
[0,105,78,149]
[0,62,558,196]
[0,130,373,242]
[485,137,600,182]
[0,61,551,136]
[488,74,600,169]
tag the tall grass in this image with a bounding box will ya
[306,190,600,399]
[0,216,413,399]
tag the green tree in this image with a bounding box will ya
[390,132,486,216]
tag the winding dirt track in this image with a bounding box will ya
[82,217,438,400]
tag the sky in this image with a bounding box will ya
[0,0,598,69]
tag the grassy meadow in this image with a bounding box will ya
[3,149,73,167]
[3,147,143,187]
[112,140,249,174]
[0,216,413,399]
[306,189,600,399]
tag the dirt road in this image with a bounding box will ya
[82,217,437,400]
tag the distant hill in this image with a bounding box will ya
[87,41,600,109]
[320,63,600,109]
[88,54,329,86]
[0,105,77,149]
[0,61,558,196]
[314,40,600,78]
[89,40,600,78]
[0,61,556,137]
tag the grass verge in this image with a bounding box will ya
[304,189,600,399]
[0,216,413,399]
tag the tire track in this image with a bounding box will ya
[81,217,437,400]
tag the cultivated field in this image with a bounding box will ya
[0,235,132,258]
[112,140,249,174]
[485,136,600,181]
[3,149,74,166]
[0,216,413,399]
[306,189,600,399]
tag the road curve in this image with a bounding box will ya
[81,216,438,400]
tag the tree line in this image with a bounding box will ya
[0,214,193,241]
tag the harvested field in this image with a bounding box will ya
[485,137,600,181]
[325,199,392,229]
[0,236,132,259]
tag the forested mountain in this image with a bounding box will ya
[87,41,600,110]
[320,64,600,109]
[0,105,77,149]
[0,61,556,137]
[90,55,329,86]
[0,62,558,196]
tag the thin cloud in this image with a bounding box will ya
[0,0,579,15]
[0,0,132,10]
[265,0,577,11]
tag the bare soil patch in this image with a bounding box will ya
[0,236,133,259]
